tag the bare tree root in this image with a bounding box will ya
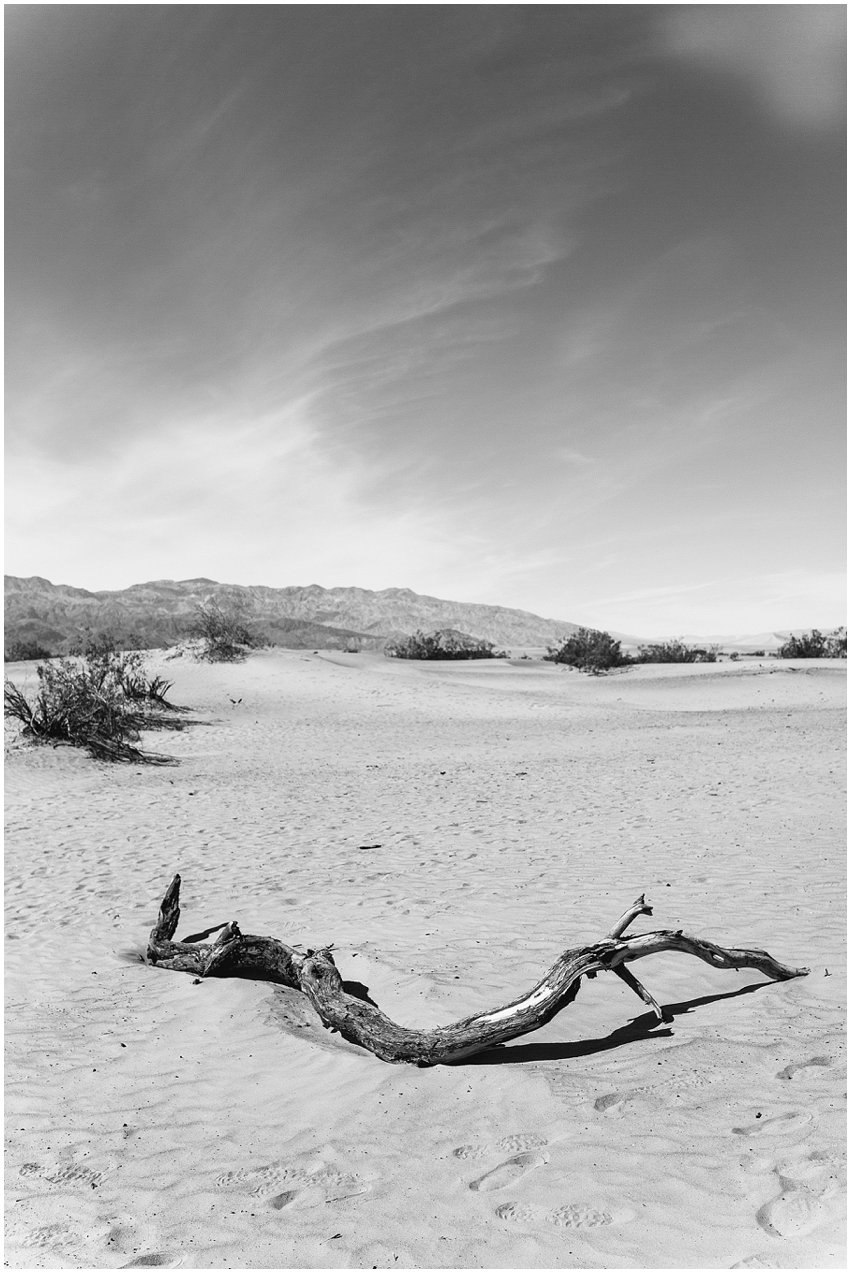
[146,875,809,1066]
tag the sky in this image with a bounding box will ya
[5,4,846,637]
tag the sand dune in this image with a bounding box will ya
[4,652,845,1268]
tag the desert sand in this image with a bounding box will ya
[4,650,846,1270]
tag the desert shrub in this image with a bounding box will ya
[192,596,258,661]
[636,640,716,664]
[4,645,183,762]
[4,639,54,662]
[74,632,145,687]
[385,629,495,660]
[778,630,825,658]
[5,657,143,760]
[546,627,629,674]
[73,634,186,708]
[827,628,847,657]
[779,628,847,659]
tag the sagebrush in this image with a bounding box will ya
[546,628,629,674]
[192,596,261,661]
[636,640,718,664]
[4,638,186,762]
[385,629,495,660]
[778,628,846,659]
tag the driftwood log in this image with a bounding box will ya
[146,874,809,1066]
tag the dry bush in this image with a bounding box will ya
[385,629,495,660]
[191,596,260,661]
[546,628,629,674]
[4,639,184,762]
[636,640,717,664]
[779,628,847,658]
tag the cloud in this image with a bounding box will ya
[450,82,633,158]
[3,392,488,592]
[313,211,574,369]
[660,6,845,129]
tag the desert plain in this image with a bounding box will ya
[4,648,846,1270]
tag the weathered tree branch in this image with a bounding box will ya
[146,875,809,1066]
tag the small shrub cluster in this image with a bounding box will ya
[192,596,261,662]
[4,637,186,762]
[546,623,848,674]
[546,628,629,674]
[385,628,495,660]
[4,639,54,663]
[778,628,847,659]
[546,630,719,674]
[635,640,718,664]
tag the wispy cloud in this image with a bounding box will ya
[5,392,480,591]
[318,216,573,357]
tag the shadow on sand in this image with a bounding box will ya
[461,981,767,1065]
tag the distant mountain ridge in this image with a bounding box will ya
[3,575,583,654]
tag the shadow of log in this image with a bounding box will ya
[461,982,765,1064]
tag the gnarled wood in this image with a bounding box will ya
[146,875,809,1066]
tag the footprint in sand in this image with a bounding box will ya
[495,1132,550,1154]
[593,1083,678,1115]
[269,1189,298,1210]
[19,1222,74,1251]
[7,1204,110,1260]
[594,1069,728,1117]
[549,1203,627,1229]
[452,1131,548,1161]
[468,1151,549,1193]
[776,1147,843,1188]
[756,1179,833,1238]
[19,1158,110,1189]
[495,1200,633,1229]
[731,1111,812,1139]
[594,1090,638,1114]
[216,1159,370,1209]
[775,1055,832,1082]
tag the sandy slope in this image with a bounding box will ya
[4,652,846,1270]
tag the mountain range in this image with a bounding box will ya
[4,575,833,659]
[3,575,584,655]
